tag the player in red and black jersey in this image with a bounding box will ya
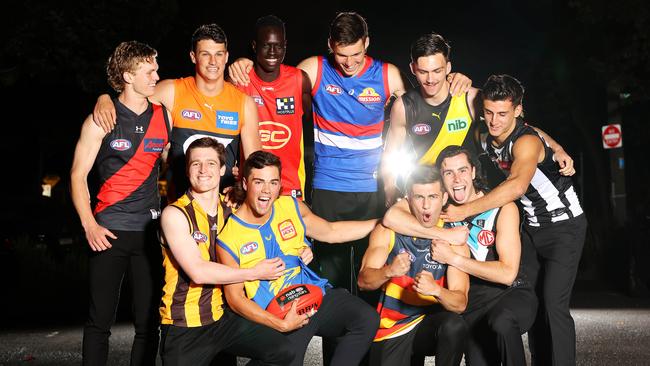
[71,41,171,366]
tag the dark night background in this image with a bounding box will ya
[0,0,648,325]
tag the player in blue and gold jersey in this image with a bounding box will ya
[358,165,469,366]
[217,151,380,366]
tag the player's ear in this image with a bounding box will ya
[364,36,370,51]
[251,40,256,52]
[242,177,248,191]
[220,164,226,177]
[409,62,417,76]
[190,51,197,64]
[445,61,452,75]
[514,103,523,118]
[442,192,449,206]
[123,71,134,85]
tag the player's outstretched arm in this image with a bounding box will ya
[299,200,378,243]
[383,200,468,245]
[161,207,285,285]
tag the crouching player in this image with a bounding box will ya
[358,165,470,366]
[217,151,380,366]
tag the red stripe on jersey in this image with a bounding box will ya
[94,104,167,214]
[390,275,415,288]
[314,115,383,137]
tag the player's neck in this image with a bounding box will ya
[236,202,271,226]
[118,90,149,115]
[254,64,281,83]
[195,74,224,97]
[191,188,221,216]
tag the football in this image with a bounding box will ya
[266,284,323,319]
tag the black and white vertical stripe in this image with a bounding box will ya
[484,120,583,227]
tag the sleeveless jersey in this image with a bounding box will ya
[160,192,228,327]
[484,119,583,226]
[94,99,169,231]
[312,56,389,192]
[218,196,328,310]
[374,228,448,342]
[169,77,247,196]
[401,89,477,165]
[238,65,306,199]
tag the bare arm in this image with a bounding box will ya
[240,95,262,158]
[161,207,285,285]
[297,56,319,89]
[358,224,411,291]
[447,72,473,96]
[441,135,543,222]
[532,126,574,176]
[217,246,309,333]
[413,245,470,313]
[70,116,117,251]
[466,87,480,121]
[381,97,408,207]
[298,200,377,243]
[386,63,406,95]
[227,58,254,86]
[431,202,521,285]
[92,79,175,132]
[383,199,469,245]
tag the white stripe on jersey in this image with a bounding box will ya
[523,167,584,227]
[314,128,383,150]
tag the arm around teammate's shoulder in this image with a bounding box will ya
[298,200,378,244]
[297,56,319,89]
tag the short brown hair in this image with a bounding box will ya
[185,137,226,167]
[106,41,157,93]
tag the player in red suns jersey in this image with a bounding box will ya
[235,15,312,200]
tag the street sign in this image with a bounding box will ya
[602,124,623,149]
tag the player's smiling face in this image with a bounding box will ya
[411,53,450,99]
[187,147,225,194]
[483,99,522,143]
[440,153,476,204]
[408,181,447,228]
[243,165,282,219]
[254,26,286,75]
[329,38,368,77]
[191,39,228,81]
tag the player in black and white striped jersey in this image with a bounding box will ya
[441,74,586,366]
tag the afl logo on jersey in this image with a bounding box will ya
[477,230,495,246]
[182,109,202,120]
[325,84,343,95]
[259,121,291,150]
[412,123,431,135]
[192,231,208,243]
[240,242,259,255]
[110,139,132,151]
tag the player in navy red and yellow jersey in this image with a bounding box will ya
[217,151,380,366]
[71,41,171,365]
[358,165,470,366]
[92,24,262,199]
[236,15,312,200]
[158,137,294,366]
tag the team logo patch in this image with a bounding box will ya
[216,111,239,130]
[240,241,259,255]
[181,109,202,120]
[275,96,295,115]
[192,231,208,243]
[477,230,495,246]
[475,219,485,229]
[412,123,431,135]
[135,125,144,134]
[253,96,264,106]
[110,139,131,151]
[290,189,303,198]
[261,86,275,91]
[143,138,165,152]
[357,87,381,103]
[278,220,297,240]
[259,121,291,149]
[325,84,342,95]
[446,118,469,133]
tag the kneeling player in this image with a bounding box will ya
[358,165,470,366]
[217,151,380,366]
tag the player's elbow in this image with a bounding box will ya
[357,272,378,291]
[499,266,519,286]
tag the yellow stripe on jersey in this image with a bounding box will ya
[418,92,472,165]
